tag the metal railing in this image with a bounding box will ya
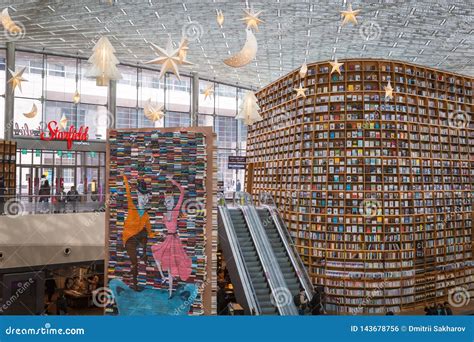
[238,191,299,315]
[217,194,261,315]
[259,193,314,299]
[1,194,106,215]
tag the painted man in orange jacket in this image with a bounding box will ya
[122,174,153,291]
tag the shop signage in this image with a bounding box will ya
[40,121,89,149]
[228,156,247,170]
[13,123,42,137]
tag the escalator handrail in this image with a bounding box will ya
[218,205,261,315]
[240,204,299,316]
[264,205,315,302]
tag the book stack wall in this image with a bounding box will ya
[107,130,209,315]
[0,141,16,201]
[246,59,473,314]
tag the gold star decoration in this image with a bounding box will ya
[144,99,165,122]
[73,90,80,104]
[241,8,264,31]
[294,86,307,98]
[8,67,27,93]
[145,37,193,80]
[203,84,214,101]
[329,59,344,75]
[340,3,361,26]
[216,9,224,27]
[384,81,394,100]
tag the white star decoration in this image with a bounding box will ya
[384,81,394,100]
[8,67,28,93]
[203,84,214,101]
[294,86,307,98]
[144,99,165,122]
[145,38,193,80]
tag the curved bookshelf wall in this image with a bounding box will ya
[245,59,474,314]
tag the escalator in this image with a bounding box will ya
[228,208,278,315]
[257,208,301,299]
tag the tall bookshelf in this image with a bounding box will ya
[245,59,474,314]
[0,140,16,201]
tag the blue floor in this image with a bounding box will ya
[108,278,198,316]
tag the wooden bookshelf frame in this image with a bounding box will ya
[246,59,473,314]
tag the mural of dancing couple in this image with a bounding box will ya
[107,129,213,316]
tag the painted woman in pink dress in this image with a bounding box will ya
[151,175,192,298]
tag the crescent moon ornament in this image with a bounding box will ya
[0,8,22,34]
[224,29,258,68]
[23,103,38,118]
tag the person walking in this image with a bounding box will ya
[39,179,51,213]
[67,186,79,213]
[293,288,308,315]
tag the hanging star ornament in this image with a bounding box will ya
[8,67,28,93]
[59,114,68,130]
[216,9,224,27]
[203,84,214,101]
[73,90,80,104]
[329,59,344,75]
[144,99,165,122]
[384,81,394,100]
[294,86,307,98]
[145,37,193,80]
[177,37,190,63]
[299,63,308,79]
[340,3,361,26]
[241,8,264,31]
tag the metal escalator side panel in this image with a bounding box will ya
[217,206,260,315]
[240,205,299,316]
[265,206,315,302]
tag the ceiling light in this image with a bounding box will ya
[182,3,187,11]
[440,19,446,26]
[84,6,91,13]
